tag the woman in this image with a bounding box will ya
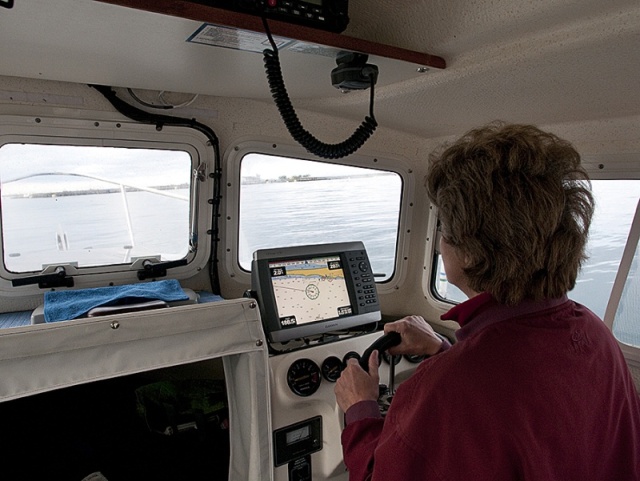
[335,122,640,480]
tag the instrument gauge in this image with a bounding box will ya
[381,352,402,365]
[404,334,450,363]
[404,354,427,364]
[287,358,321,397]
[321,356,343,382]
[342,351,361,367]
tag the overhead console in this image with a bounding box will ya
[251,241,380,346]
[186,0,350,33]
[95,0,446,69]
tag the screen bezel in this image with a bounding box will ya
[251,241,381,343]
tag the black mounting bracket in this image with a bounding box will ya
[137,259,188,280]
[11,266,75,289]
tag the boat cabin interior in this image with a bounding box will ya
[0,0,638,479]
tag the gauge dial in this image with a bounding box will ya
[342,351,361,368]
[404,334,449,363]
[404,354,427,364]
[287,358,321,397]
[382,352,402,365]
[321,356,343,382]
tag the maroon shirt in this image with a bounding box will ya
[342,294,640,480]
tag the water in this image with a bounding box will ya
[1,189,190,271]
[238,175,403,279]
[2,177,638,343]
[572,181,640,319]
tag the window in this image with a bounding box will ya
[609,227,640,347]
[0,144,191,273]
[237,152,404,282]
[575,180,640,320]
[431,179,640,324]
[0,113,214,292]
[605,197,640,349]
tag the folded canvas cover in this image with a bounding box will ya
[0,298,273,481]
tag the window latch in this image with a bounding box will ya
[137,259,188,280]
[11,266,75,289]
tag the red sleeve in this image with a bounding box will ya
[342,415,445,481]
[345,400,381,425]
[438,338,452,353]
[341,416,384,481]
[340,342,452,481]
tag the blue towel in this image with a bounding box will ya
[44,279,189,323]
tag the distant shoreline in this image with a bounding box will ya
[4,184,189,199]
[241,172,391,185]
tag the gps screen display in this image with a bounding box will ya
[269,255,353,328]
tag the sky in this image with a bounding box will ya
[0,144,191,195]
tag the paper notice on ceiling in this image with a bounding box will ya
[188,24,295,53]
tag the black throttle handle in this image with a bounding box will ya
[359,331,402,372]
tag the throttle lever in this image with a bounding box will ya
[359,331,402,372]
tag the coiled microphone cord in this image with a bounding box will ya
[262,18,377,159]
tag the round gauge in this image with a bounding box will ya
[342,351,361,368]
[404,354,427,364]
[287,358,321,397]
[305,283,320,300]
[321,356,343,382]
[381,352,402,366]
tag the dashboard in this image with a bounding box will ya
[268,330,429,481]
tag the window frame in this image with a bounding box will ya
[0,112,215,296]
[224,139,415,294]
[423,204,463,311]
[603,196,640,366]
[579,155,640,366]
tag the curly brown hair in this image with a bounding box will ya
[426,122,594,305]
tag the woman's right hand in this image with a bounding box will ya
[383,315,444,356]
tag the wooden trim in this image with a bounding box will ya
[94,0,446,69]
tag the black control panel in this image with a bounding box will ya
[252,241,381,344]
[346,251,379,310]
[288,455,312,481]
[187,0,349,33]
[274,416,323,468]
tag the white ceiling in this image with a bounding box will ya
[0,0,638,139]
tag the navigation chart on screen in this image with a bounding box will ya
[270,256,352,327]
